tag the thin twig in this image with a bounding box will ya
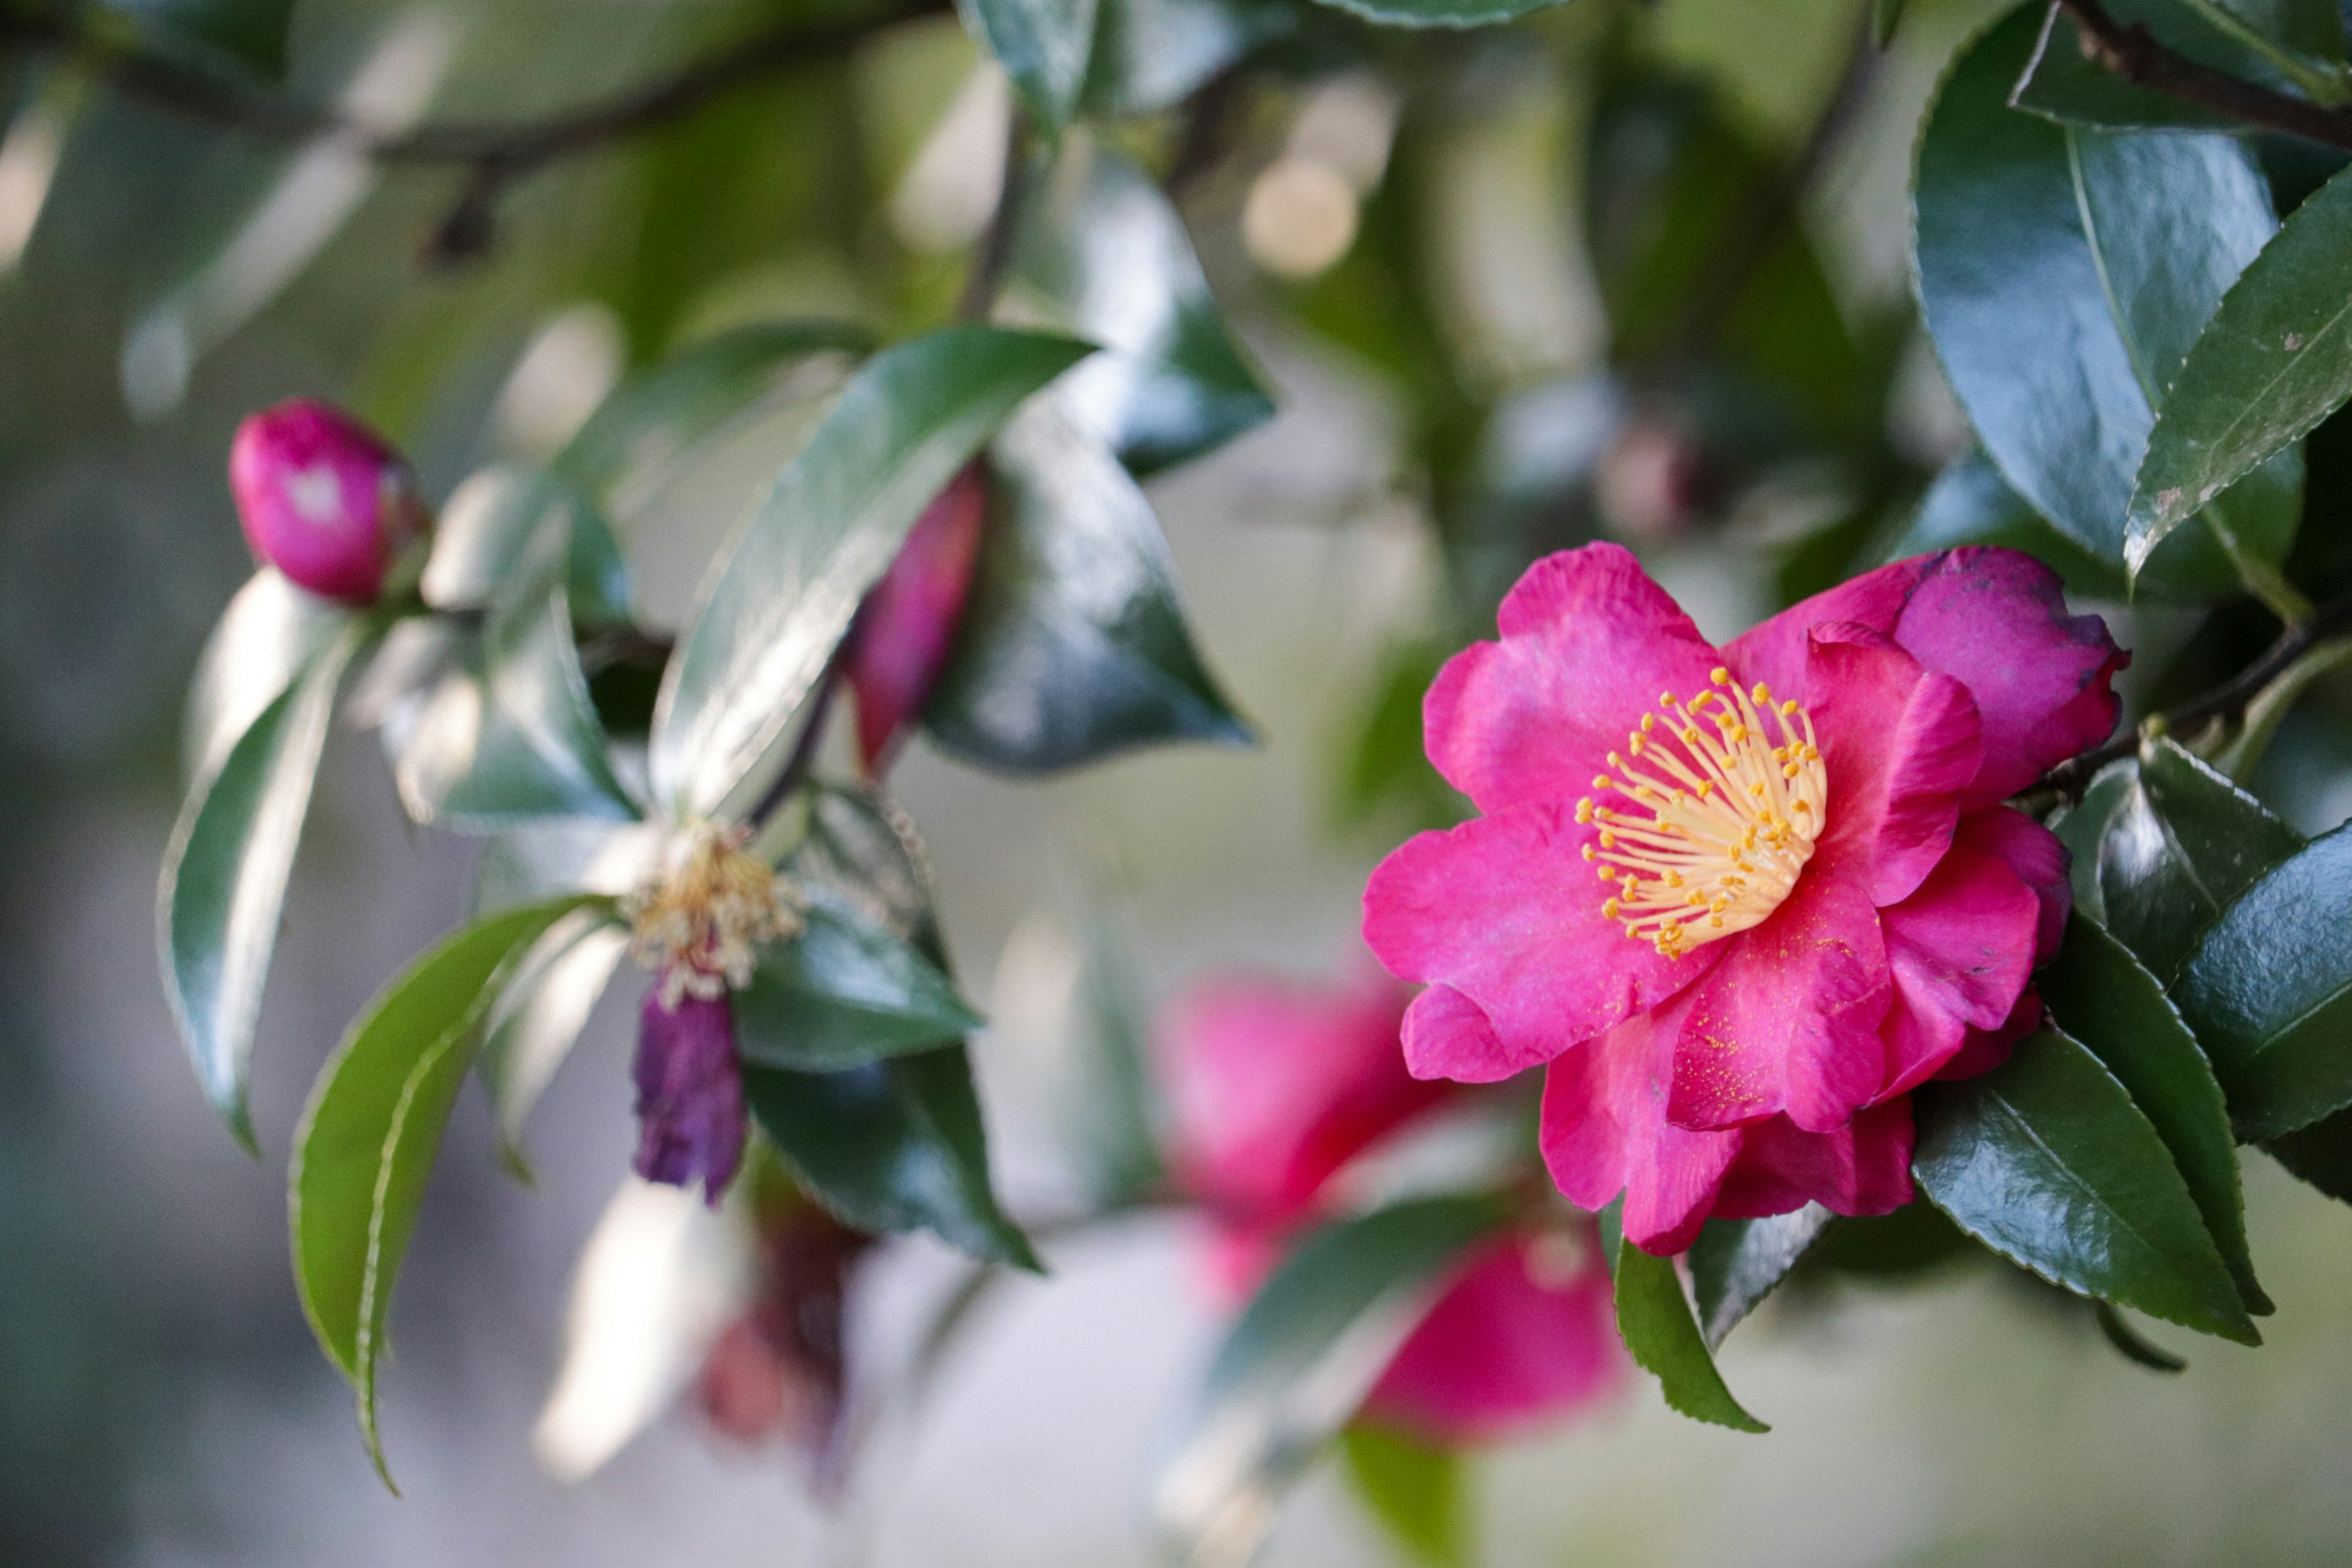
[2050,0,2352,152]
[954,109,1031,323]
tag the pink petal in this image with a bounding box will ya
[1365,804,1717,1083]
[1728,549,2124,810]
[1878,824,2046,1096]
[1958,806,2071,960]
[1158,971,1442,1220]
[1362,1229,1626,1444]
[1423,543,1722,815]
[1798,622,1982,907]
[1937,986,2043,1082]
[1668,869,1892,1134]
[848,464,989,774]
[1712,1099,1915,1219]
[1539,1002,1740,1255]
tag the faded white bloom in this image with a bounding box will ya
[624,821,803,1006]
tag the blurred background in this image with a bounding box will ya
[11,0,2352,1562]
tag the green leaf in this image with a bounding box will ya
[1604,1215,1769,1433]
[1686,1205,1834,1351]
[108,0,296,80]
[650,326,1092,819]
[2263,1104,2352,1201]
[183,568,350,786]
[1891,453,2128,600]
[160,623,367,1152]
[1006,137,1274,475]
[922,401,1251,772]
[960,0,1100,126]
[1873,0,1907,46]
[2176,823,2352,1139]
[2014,0,2275,130]
[2055,758,2139,925]
[731,892,986,1072]
[420,464,632,627]
[2128,160,2352,573]
[742,1047,1036,1267]
[1915,6,2303,600]
[1333,637,1465,837]
[1340,1423,1470,1568]
[1912,1028,2258,1343]
[2096,1300,2190,1372]
[1803,1202,1977,1280]
[1303,0,1574,30]
[552,321,877,505]
[1150,1196,1507,1568]
[290,896,595,1481]
[1077,0,1297,120]
[1056,889,1165,1209]
[2038,914,2270,1314]
[2098,736,2305,983]
[477,909,631,1180]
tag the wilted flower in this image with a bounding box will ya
[633,992,746,1199]
[1159,965,1626,1444]
[1363,545,2122,1254]
[228,398,428,605]
[694,1197,873,1466]
[846,464,989,774]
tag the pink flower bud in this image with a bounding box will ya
[846,464,990,774]
[229,398,427,605]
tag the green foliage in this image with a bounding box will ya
[1601,1206,1767,1433]
[1340,1423,1471,1567]
[1686,1205,1833,1349]
[475,910,632,1181]
[732,891,988,1070]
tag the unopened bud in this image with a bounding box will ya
[846,464,989,774]
[229,398,428,605]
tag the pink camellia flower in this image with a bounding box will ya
[846,464,990,775]
[229,398,428,605]
[1159,967,1625,1444]
[1363,545,2120,1256]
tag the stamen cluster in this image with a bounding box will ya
[1577,668,1828,957]
[625,821,804,1006]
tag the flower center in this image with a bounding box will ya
[624,821,804,1006]
[1577,666,1828,958]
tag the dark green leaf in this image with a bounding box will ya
[552,321,876,504]
[160,623,366,1152]
[1079,0,1298,119]
[2039,914,2269,1314]
[1333,637,1464,837]
[922,401,1251,772]
[291,896,595,1481]
[650,326,1092,818]
[1874,0,1907,46]
[1340,1422,1469,1568]
[2129,160,2352,571]
[2098,736,2305,982]
[2056,758,2138,924]
[420,464,632,627]
[477,909,631,1180]
[1006,137,1273,475]
[742,1047,1035,1267]
[2095,1300,2189,1372]
[1915,7,2302,598]
[1605,1216,1769,1433]
[959,0,1099,125]
[2176,822,2352,1139]
[108,0,296,80]
[1912,1028,2258,1343]
[1686,1205,1834,1351]
[1891,453,2128,600]
[2264,1103,2352,1200]
[731,892,985,1072]
[1150,1196,1507,1568]
[1803,1202,1977,1280]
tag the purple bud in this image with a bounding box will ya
[230,398,428,605]
[632,989,746,1202]
[846,464,989,774]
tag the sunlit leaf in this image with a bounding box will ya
[478,909,633,1180]
[1340,1422,1469,1568]
[183,568,350,786]
[420,464,632,627]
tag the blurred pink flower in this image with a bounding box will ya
[1159,966,1625,1444]
[1363,544,2121,1254]
[229,398,426,605]
[847,464,989,774]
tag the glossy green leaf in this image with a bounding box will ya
[1305,0,1574,29]
[650,326,1091,818]
[1605,1217,1769,1433]
[1079,0,1297,119]
[742,1047,1035,1267]
[477,909,631,1180]
[1912,1028,2258,1343]
[1005,137,1273,476]
[1915,7,2303,598]
[2264,1103,2352,1201]
[2176,823,2352,1139]
[1150,1196,1507,1568]
[1892,453,2128,600]
[1340,1423,1469,1568]
[291,896,595,1481]
[420,464,631,627]
[160,623,366,1152]
[1803,1203,1977,1280]
[922,401,1251,772]
[1686,1205,1833,1351]
[2129,161,2352,573]
[552,321,876,505]
[183,568,350,786]
[2097,736,2305,982]
[2056,758,2138,924]
[960,0,1099,125]
[731,892,984,1072]
[2038,914,2269,1314]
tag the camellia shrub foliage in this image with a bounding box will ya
[33,0,2352,1554]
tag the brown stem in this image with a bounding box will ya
[2050,0,2352,152]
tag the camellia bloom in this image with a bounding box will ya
[1363,545,2121,1255]
[1159,967,1625,1444]
[228,398,428,605]
[846,464,990,774]
[623,823,804,1198]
